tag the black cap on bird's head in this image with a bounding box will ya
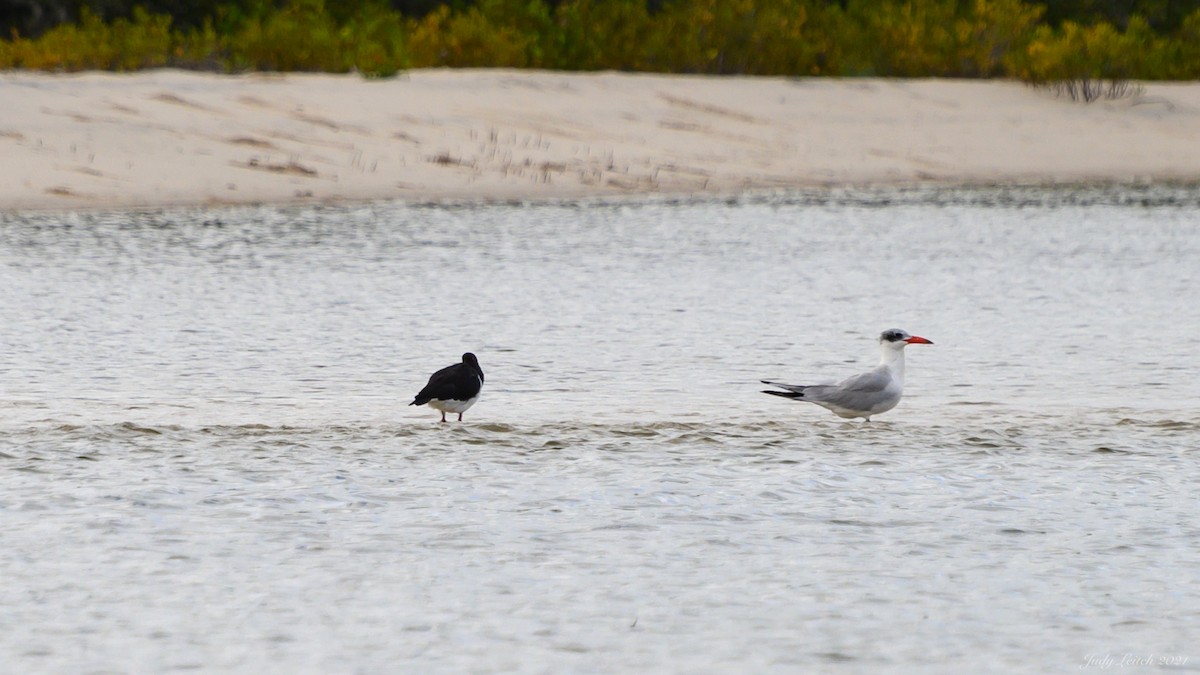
[880,329,933,346]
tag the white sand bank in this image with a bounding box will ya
[3,69,1199,211]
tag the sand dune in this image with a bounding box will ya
[3,68,1199,211]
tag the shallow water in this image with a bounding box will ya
[2,186,1199,673]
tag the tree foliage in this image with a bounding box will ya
[1,0,1198,80]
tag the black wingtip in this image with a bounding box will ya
[762,390,804,399]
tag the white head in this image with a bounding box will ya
[879,328,934,350]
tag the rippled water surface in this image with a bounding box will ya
[2,187,1199,673]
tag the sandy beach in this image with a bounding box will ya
[3,68,1200,211]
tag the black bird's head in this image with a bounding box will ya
[462,352,483,380]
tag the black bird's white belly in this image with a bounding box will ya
[428,394,480,415]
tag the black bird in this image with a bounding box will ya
[409,352,485,422]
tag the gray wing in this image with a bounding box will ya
[800,367,895,409]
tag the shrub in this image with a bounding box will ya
[842,0,959,77]
[0,7,173,71]
[223,0,348,71]
[406,2,537,68]
[634,0,835,75]
[338,3,409,76]
[539,0,648,70]
[1006,14,1173,85]
[953,0,1044,77]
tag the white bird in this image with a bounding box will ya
[761,329,933,421]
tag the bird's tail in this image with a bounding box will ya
[761,389,806,400]
[761,380,810,399]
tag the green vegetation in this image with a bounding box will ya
[1,0,1198,81]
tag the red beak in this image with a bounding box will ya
[905,335,933,345]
